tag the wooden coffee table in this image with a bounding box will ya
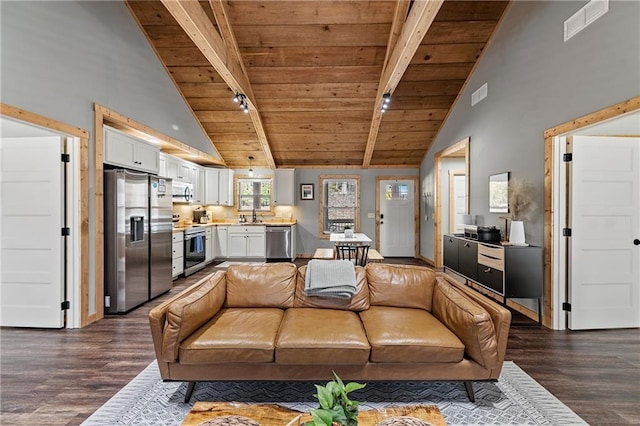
[182,402,447,425]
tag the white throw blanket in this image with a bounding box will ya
[304,259,356,299]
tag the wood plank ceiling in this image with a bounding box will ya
[126,0,508,169]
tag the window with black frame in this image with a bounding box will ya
[320,176,360,235]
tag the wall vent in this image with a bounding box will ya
[471,83,488,106]
[564,0,609,42]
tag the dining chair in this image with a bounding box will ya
[335,243,369,267]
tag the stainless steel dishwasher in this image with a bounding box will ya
[266,226,292,261]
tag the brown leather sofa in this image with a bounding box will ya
[148,262,511,402]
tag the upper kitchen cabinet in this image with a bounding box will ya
[204,168,234,206]
[191,165,205,204]
[103,127,159,174]
[273,169,295,206]
[166,156,191,182]
[218,169,234,206]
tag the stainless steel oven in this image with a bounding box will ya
[184,226,206,276]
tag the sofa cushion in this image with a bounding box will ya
[276,308,370,364]
[294,265,370,311]
[359,306,464,363]
[366,263,436,310]
[162,272,226,363]
[179,308,284,364]
[225,263,296,308]
[431,277,500,369]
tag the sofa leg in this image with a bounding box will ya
[184,381,197,403]
[464,381,475,402]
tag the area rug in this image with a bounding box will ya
[82,361,586,425]
[215,261,266,269]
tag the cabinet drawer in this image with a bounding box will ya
[477,264,504,294]
[478,243,503,260]
[172,232,184,243]
[478,243,504,271]
[172,256,184,276]
[172,242,183,256]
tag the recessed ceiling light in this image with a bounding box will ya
[171,124,179,131]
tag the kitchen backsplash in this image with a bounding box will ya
[172,204,294,224]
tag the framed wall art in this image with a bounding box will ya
[300,183,314,200]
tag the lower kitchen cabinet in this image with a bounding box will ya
[172,231,184,279]
[205,226,215,263]
[228,226,266,258]
[216,226,228,258]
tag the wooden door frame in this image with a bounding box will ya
[434,137,470,268]
[375,176,420,257]
[1,103,91,326]
[543,96,640,328]
[449,169,466,234]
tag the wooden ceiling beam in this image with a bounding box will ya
[160,0,275,169]
[362,0,444,167]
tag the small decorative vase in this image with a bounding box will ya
[509,220,525,245]
[344,229,354,238]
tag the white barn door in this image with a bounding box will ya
[0,136,66,328]
[569,136,640,330]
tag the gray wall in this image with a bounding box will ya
[420,0,640,261]
[291,168,419,255]
[1,1,214,155]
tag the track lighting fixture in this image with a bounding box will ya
[248,155,254,177]
[233,93,250,113]
[380,93,391,113]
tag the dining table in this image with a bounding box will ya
[329,232,372,244]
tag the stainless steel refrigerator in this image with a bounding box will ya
[104,170,172,314]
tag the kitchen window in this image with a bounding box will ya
[236,178,272,212]
[319,175,360,237]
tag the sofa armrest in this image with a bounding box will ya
[148,271,226,368]
[431,276,511,370]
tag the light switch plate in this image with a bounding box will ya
[367,213,375,218]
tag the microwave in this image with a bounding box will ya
[172,180,193,204]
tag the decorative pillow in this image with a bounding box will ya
[431,278,499,369]
[366,263,436,310]
[294,265,370,311]
[162,272,226,362]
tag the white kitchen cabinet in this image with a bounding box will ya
[205,226,216,263]
[204,168,234,206]
[218,169,234,206]
[172,231,184,278]
[166,156,191,182]
[159,153,167,177]
[192,165,205,204]
[103,127,159,174]
[216,226,228,258]
[228,225,265,258]
[204,168,219,205]
[273,168,295,206]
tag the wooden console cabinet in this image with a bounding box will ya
[443,234,542,322]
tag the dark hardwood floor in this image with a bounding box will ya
[1,259,638,425]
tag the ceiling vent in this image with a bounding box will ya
[471,83,488,106]
[564,0,609,42]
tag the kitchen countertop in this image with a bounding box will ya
[172,220,296,231]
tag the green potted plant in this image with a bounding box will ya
[306,373,366,426]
